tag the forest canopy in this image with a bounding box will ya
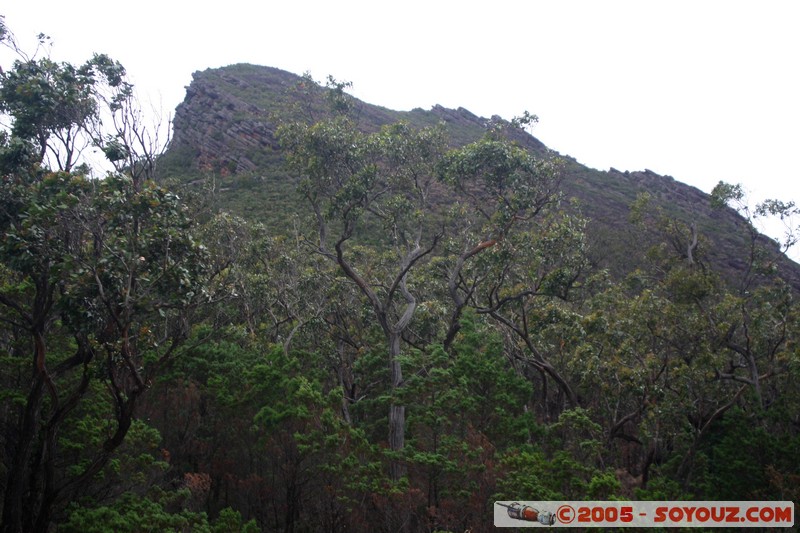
[0,18,798,533]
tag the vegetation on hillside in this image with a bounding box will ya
[1,19,798,532]
[161,63,800,291]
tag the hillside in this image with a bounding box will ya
[5,52,800,532]
[160,63,800,287]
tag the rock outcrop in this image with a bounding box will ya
[162,64,800,288]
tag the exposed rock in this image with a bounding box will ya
[162,64,800,288]
[170,65,298,173]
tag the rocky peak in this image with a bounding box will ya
[162,64,800,288]
[170,65,303,174]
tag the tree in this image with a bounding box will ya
[581,188,800,495]
[0,171,207,532]
[1,22,169,184]
[0,28,207,532]
[278,112,447,480]
[436,124,586,415]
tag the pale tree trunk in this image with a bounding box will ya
[388,332,406,480]
[332,231,434,481]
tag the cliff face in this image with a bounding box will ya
[162,64,799,287]
[169,65,304,174]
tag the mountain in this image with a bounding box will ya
[159,63,800,287]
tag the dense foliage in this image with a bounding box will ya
[1,19,798,532]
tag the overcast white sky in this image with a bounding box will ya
[3,0,799,254]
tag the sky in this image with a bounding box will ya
[2,0,799,254]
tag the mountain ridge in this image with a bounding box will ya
[160,63,799,287]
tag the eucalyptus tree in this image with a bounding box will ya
[278,113,447,479]
[437,121,587,415]
[0,172,208,533]
[584,188,800,494]
[0,31,208,532]
[0,24,167,186]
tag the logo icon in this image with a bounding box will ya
[496,502,556,525]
